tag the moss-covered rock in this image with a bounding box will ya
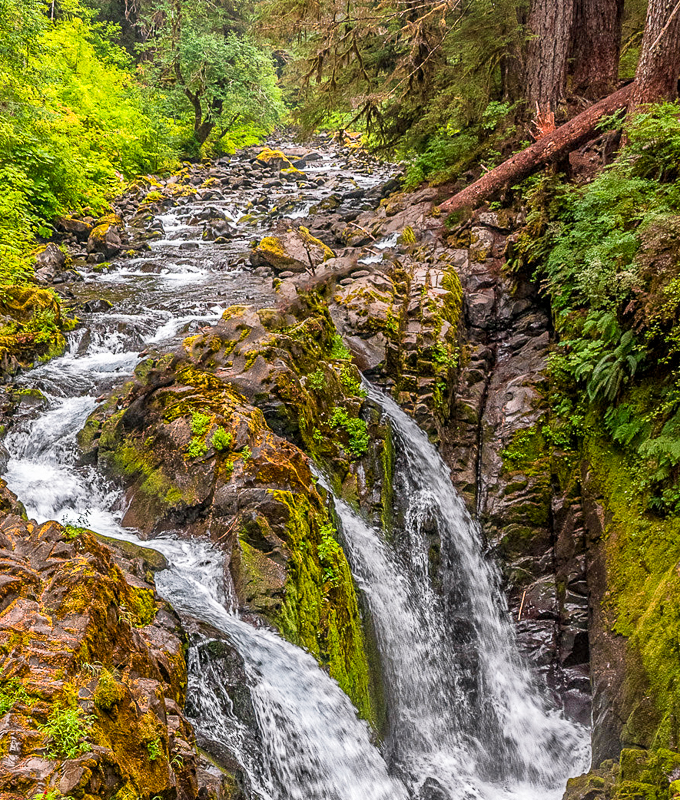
[0,481,198,800]
[79,296,391,727]
[251,227,335,273]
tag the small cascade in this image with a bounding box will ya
[337,385,591,798]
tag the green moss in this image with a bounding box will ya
[94,668,124,711]
[380,423,394,533]
[398,225,416,245]
[128,586,157,627]
[272,490,377,727]
[585,434,680,749]
[106,440,188,510]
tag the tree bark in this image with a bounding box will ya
[630,0,680,110]
[524,0,576,113]
[571,0,624,98]
[438,83,633,215]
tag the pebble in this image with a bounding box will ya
[351,270,371,278]
[278,271,295,279]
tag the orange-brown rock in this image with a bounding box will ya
[0,481,199,800]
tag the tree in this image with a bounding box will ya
[570,0,625,98]
[523,0,575,115]
[630,0,680,110]
[142,0,282,147]
[438,83,633,215]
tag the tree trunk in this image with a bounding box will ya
[630,0,680,110]
[439,83,633,215]
[524,0,576,114]
[571,0,624,98]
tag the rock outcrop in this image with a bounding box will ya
[0,481,210,800]
[78,298,394,730]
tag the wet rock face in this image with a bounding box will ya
[79,298,391,728]
[437,216,591,725]
[0,481,203,800]
[326,209,592,725]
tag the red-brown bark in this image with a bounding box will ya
[524,0,575,113]
[571,0,625,98]
[438,83,634,216]
[630,0,680,111]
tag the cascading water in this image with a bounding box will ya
[329,386,591,800]
[0,139,588,800]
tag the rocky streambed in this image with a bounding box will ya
[0,134,662,800]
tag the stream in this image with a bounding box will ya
[2,139,590,800]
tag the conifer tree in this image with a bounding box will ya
[630,0,680,110]
[570,0,625,99]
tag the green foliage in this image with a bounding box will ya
[306,368,325,391]
[317,521,342,583]
[521,102,680,515]
[147,737,162,762]
[190,411,211,436]
[139,0,283,148]
[185,438,207,459]
[0,677,33,715]
[0,0,180,286]
[330,407,369,458]
[240,445,252,461]
[339,365,366,397]
[329,335,351,361]
[39,705,93,759]
[211,426,233,452]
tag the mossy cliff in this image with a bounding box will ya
[79,296,393,729]
[0,480,204,800]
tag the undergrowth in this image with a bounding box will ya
[512,102,680,515]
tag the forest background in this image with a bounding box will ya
[0,0,652,285]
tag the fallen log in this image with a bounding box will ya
[438,82,634,215]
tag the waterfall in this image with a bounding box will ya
[0,139,589,800]
[326,384,591,800]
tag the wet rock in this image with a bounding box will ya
[34,243,66,284]
[87,220,123,257]
[83,297,114,314]
[0,491,199,800]
[251,226,335,273]
[56,215,93,240]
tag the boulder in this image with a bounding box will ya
[251,226,335,273]
[34,244,66,284]
[56,215,93,240]
[87,222,123,257]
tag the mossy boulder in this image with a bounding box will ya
[0,285,69,378]
[87,218,123,257]
[251,227,335,273]
[0,480,199,800]
[79,296,393,727]
[255,147,295,170]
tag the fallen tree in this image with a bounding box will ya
[438,82,634,215]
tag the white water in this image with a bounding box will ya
[329,387,590,800]
[1,142,589,800]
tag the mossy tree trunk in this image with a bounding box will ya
[570,0,625,98]
[630,0,680,111]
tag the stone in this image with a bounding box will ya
[251,226,335,273]
[57,216,93,240]
[83,298,114,314]
[87,223,122,257]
